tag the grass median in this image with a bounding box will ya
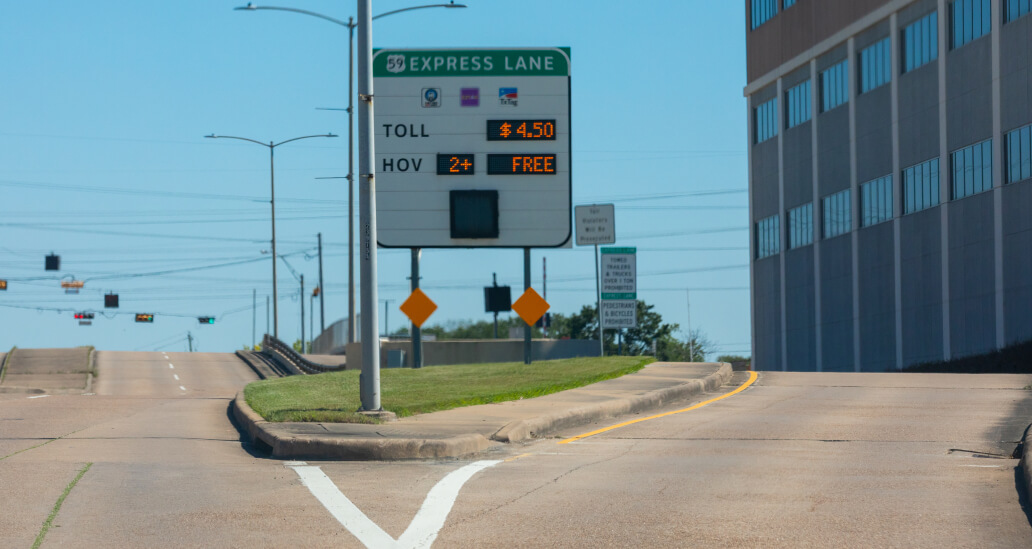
[245,356,654,423]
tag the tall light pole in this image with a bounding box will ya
[205,133,336,339]
[234,2,466,349]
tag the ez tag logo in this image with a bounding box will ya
[386,54,406,73]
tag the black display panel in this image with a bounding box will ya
[450,190,499,239]
[487,119,557,141]
[437,154,475,175]
[487,154,557,175]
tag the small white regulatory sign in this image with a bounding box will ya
[575,204,615,245]
[601,300,637,329]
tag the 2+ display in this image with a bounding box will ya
[437,154,475,175]
[487,120,556,141]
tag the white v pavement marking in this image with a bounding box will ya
[291,460,502,549]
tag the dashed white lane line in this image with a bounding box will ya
[173,374,180,381]
[27,395,50,399]
[168,364,174,369]
[291,460,501,549]
[179,386,186,391]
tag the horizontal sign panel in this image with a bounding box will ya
[487,119,557,141]
[487,154,557,175]
[437,154,475,175]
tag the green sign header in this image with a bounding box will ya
[600,247,636,254]
[373,48,570,77]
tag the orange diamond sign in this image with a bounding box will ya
[512,288,550,326]
[400,288,438,328]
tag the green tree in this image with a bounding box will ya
[716,354,750,363]
[549,300,704,360]
[421,317,543,340]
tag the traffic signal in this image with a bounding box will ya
[135,314,154,323]
[198,316,215,324]
[105,293,119,308]
[45,253,60,271]
[484,285,512,313]
[74,312,95,320]
[0,279,7,291]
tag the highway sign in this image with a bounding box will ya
[400,288,438,328]
[600,247,636,299]
[373,48,572,248]
[61,280,84,289]
[601,247,637,329]
[575,204,615,245]
[512,288,549,326]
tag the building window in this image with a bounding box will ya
[788,203,814,249]
[861,175,894,227]
[784,0,797,8]
[756,215,781,259]
[755,97,778,144]
[951,0,991,49]
[903,12,938,73]
[822,190,851,239]
[860,38,891,93]
[950,139,993,199]
[1006,0,1032,23]
[820,61,848,112]
[1006,124,1032,183]
[785,80,811,129]
[903,158,940,214]
[751,0,778,29]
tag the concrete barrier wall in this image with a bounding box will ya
[345,339,601,369]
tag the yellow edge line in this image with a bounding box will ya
[558,370,758,444]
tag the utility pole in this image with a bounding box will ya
[318,233,325,333]
[382,299,393,336]
[542,256,547,338]
[358,0,381,411]
[252,289,256,349]
[187,332,194,353]
[300,274,305,353]
[686,289,693,362]
[266,295,270,337]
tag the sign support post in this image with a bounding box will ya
[411,248,422,368]
[524,247,532,365]
[595,243,603,357]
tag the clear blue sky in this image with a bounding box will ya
[0,1,749,356]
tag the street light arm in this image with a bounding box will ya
[372,3,466,20]
[273,133,337,148]
[278,254,302,282]
[205,134,270,148]
[234,4,353,28]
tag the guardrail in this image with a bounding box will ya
[261,334,347,375]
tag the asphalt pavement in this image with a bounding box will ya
[1,352,1031,548]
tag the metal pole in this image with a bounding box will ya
[524,247,531,364]
[266,295,270,336]
[383,299,391,335]
[411,248,422,368]
[310,294,315,354]
[358,0,381,411]
[188,332,194,353]
[269,144,279,339]
[300,274,305,352]
[542,256,547,337]
[347,18,357,346]
[318,232,325,333]
[492,272,499,339]
[595,244,603,357]
[252,288,256,348]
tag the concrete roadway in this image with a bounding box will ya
[1,354,1031,548]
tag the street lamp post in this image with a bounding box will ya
[234,2,466,349]
[204,133,336,339]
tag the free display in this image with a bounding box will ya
[487,154,557,175]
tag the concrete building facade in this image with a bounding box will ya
[746,0,1032,371]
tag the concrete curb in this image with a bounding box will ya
[231,392,497,460]
[231,363,735,460]
[491,363,734,443]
